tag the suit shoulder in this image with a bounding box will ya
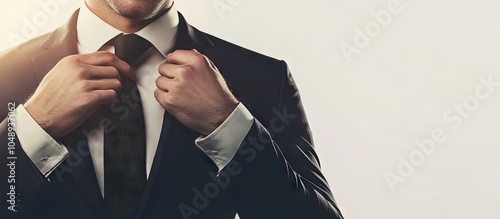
[198,31,292,115]
[203,32,286,72]
[0,33,49,69]
[0,33,50,117]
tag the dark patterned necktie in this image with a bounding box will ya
[104,34,152,219]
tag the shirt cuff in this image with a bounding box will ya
[195,103,254,172]
[14,104,69,177]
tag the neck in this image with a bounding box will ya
[85,0,172,33]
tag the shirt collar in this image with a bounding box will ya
[77,2,179,57]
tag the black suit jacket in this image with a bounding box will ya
[0,10,343,219]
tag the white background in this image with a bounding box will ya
[1,0,499,218]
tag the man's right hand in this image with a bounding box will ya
[24,51,133,138]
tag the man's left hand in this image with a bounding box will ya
[155,49,239,135]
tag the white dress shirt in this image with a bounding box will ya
[14,2,254,196]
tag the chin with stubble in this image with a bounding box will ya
[102,0,174,20]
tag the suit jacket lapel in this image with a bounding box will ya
[174,13,214,50]
[31,9,218,218]
[59,126,109,218]
[31,9,79,84]
[31,9,108,217]
[134,13,218,218]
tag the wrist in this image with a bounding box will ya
[205,100,239,135]
[24,101,57,138]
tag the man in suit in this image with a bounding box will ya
[0,0,344,218]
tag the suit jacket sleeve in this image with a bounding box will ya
[228,61,344,219]
[0,117,60,218]
[0,42,60,218]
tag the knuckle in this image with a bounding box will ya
[154,89,164,102]
[166,82,177,93]
[166,52,174,58]
[171,50,181,56]
[178,65,192,78]
[81,92,98,106]
[158,62,167,73]
[79,80,92,91]
[154,90,168,107]
[154,89,161,98]
[193,53,206,64]
[155,76,163,87]
[110,67,120,77]
[171,81,183,92]
[101,52,115,62]
[164,94,177,106]
[60,55,79,67]
[107,90,118,100]
[65,54,79,62]
[112,79,122,90]
[74,65,89,77]
[166,51,176,61]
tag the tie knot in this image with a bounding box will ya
[114,34,153,65]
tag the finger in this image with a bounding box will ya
[154,89,171,110]
[155,76,173,91]
[93,89,118,104]
[206,57,219,71]
[112,61,136,81]
[86,79,122,92]
[78,51,122,66]
[87,66,122,80]
[158,62,180,78]
[78,51,135,80]
[165,49,201,65]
